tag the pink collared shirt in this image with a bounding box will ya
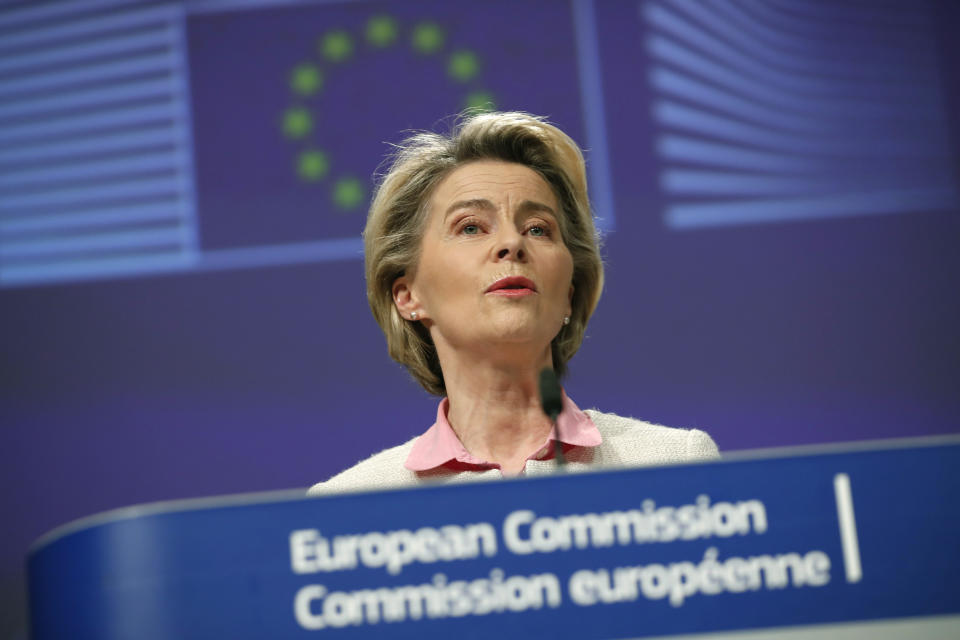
[404,392,603,472]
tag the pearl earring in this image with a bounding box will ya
[562,316,570,326]
[410,312,418,320]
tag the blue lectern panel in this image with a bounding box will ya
[28,440,960,639]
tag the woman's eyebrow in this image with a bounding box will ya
[442,198,557,220]
[443,198,496,219]
[517,200,557,217]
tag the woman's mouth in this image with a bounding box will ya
[485,276,538,297]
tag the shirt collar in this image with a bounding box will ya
[404,390,602,472]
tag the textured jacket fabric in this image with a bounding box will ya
[307,410,720,496]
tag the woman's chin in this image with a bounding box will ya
[482,319,555,349]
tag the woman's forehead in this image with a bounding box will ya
[430,160,557,212]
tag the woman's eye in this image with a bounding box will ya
[527,225,547,237]
[461,224,480,235]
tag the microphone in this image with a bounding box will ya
[538,368,566,467]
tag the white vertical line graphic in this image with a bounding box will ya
[834,472,863,583]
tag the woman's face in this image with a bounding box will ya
[393,160,574,363]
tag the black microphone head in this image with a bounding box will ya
[538,367,563,420]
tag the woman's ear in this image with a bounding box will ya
[392,276,424,321]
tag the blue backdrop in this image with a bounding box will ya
[1,0,959,637]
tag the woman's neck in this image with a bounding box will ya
[439,346,556,475]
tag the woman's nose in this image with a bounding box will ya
[495,227,526,260]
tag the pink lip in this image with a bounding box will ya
[486,276,538,296]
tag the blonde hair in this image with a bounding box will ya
[365,111,604,395]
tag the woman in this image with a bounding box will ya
[308,112,718,495]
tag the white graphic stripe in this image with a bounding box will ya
[833,473,862,583]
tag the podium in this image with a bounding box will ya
[28,437,960,639]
